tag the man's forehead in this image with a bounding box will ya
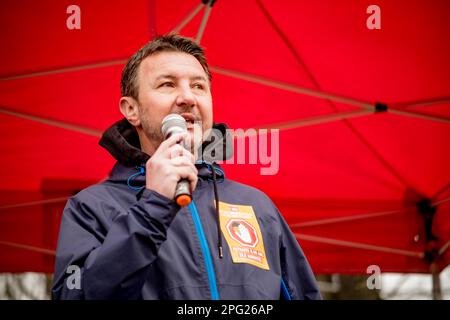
[139,51,208,80]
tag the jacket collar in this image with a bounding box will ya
[106,161,225,186]
[99,118,228,183]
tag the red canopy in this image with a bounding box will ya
[0,0,449,275]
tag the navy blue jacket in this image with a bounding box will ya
[52,119,321,300]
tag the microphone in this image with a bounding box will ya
[161,114,192,206]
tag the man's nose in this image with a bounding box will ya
[175,86,196,107]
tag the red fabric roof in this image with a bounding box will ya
[0,0,449,274]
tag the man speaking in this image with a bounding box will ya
[52,34,321,300]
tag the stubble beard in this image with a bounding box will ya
[137,106,164,154]
[139,112,204,157]
[141,117,164,147]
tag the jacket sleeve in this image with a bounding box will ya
[274,205,322,300]
[51,188,179,300]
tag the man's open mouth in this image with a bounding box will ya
[180,113,198,126]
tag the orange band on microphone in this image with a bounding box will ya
[176,194,192,206]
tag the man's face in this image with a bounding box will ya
[135,51,213,154]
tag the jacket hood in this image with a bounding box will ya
[99,118,149,167]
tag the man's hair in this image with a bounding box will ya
[121,34,211,100]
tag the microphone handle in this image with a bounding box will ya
[175,178,192,206]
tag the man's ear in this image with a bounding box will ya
[120,96,141,126]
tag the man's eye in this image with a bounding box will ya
[160,82,174,87]
[193,83,204,90]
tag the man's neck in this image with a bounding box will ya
[137,131,159,157]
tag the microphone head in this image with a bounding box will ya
[161,114,187,139]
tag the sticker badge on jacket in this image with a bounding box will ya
[218,201,270,270]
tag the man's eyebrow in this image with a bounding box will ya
[190,75,207,82]
[154,74,208,82]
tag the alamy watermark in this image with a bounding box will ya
[66,265,81,290]
[66,5,381,31]
[366,265,382,290]
[366,5,381,30]
[189,123,280,176]
[66,5,81,30]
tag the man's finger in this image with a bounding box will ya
[170,157,198,172]
[155,132,189,155]
[169,146,195,163]
[175,167,198,191]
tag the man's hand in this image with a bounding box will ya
[145,132,198,201]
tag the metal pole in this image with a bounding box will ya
[430,262,442,300]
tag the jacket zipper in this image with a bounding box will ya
[188,200,220,300]
[281,278,292,300]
